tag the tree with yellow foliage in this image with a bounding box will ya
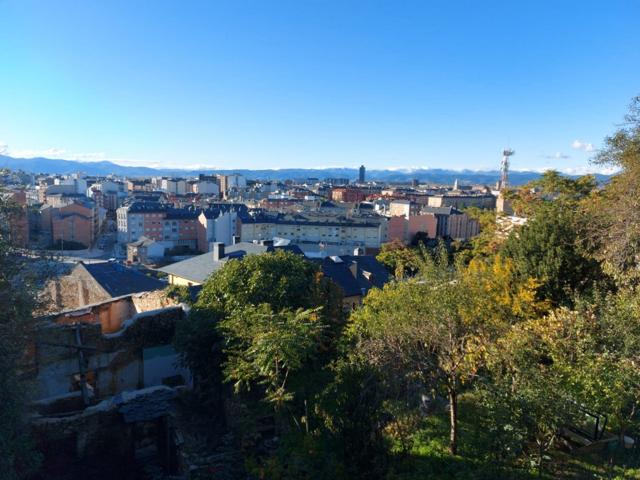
[349,246,546,455]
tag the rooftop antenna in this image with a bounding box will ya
[499,148,515,191]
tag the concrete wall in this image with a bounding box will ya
[448,213,480,241]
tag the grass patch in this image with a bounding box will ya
[385,393,640,479]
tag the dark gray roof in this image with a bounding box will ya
[202,203,248,219]
[125,201,170,214]
[165,208,199,220]
[81,262,165,297]
[317,255,390,297]
[158,242,304,284]
[420,206,459,215]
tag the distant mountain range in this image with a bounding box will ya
[0,154,609,186]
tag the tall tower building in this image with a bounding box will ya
[358,165,366,184]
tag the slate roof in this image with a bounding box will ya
[157,242,305,284]
[124,201,170,214]
[201,203,248,219]
[165,208,200,220]
[81,262,166,297]
[317,255,390,297]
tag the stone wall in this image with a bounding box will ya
[44,263,112,313]
[31,386,180,477]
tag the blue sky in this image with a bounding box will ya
[1,1,639,172]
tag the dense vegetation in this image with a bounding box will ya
[0,194,42,478]
[172,96,640,479]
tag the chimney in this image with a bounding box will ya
[353,246,365,256]
[232,235,240,245]
[349,260,358,279]
[212,242,225,261]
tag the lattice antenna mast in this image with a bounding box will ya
[500,148,515,190]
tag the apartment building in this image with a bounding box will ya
[239,213,388,249]
[117,202,170,243]
[388,199,422,219]
[218,174,246,198]
[387,206,478,244]
[191,174,220,196]
[196,203,247,252]
[51,201,99,248]
[160,178,188,195]
[116,201,200,249]
[426,193,496,209]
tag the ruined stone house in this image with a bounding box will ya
[27,293,192,477]
[43,260,166,313]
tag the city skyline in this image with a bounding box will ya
[1,1,639,173]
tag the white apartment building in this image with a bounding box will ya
[240,217,388,249]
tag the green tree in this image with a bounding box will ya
[582,95,640,280]
[219,304,325,409]
[164,283,192,304]
[506,170,596,218]
[175,250,345,468]
[196,249,323,313]
[0,193,42,478]
[501,201,602,306]
[482,289,640,475]
[462,206,503,260]
[376,239,423,279]
[349,247,543,455]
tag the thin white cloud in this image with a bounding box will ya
[571,139,595,152]
[0,143,8,155]
[542,152,571,160]
[559,165,619,175]
[512,166,619,175]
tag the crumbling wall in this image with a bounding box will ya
[53,296,135,333]
[32,303,189,403]
[131,289,175,313]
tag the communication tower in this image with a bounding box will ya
[499,148,515,190]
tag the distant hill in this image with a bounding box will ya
[0,154,609,186]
